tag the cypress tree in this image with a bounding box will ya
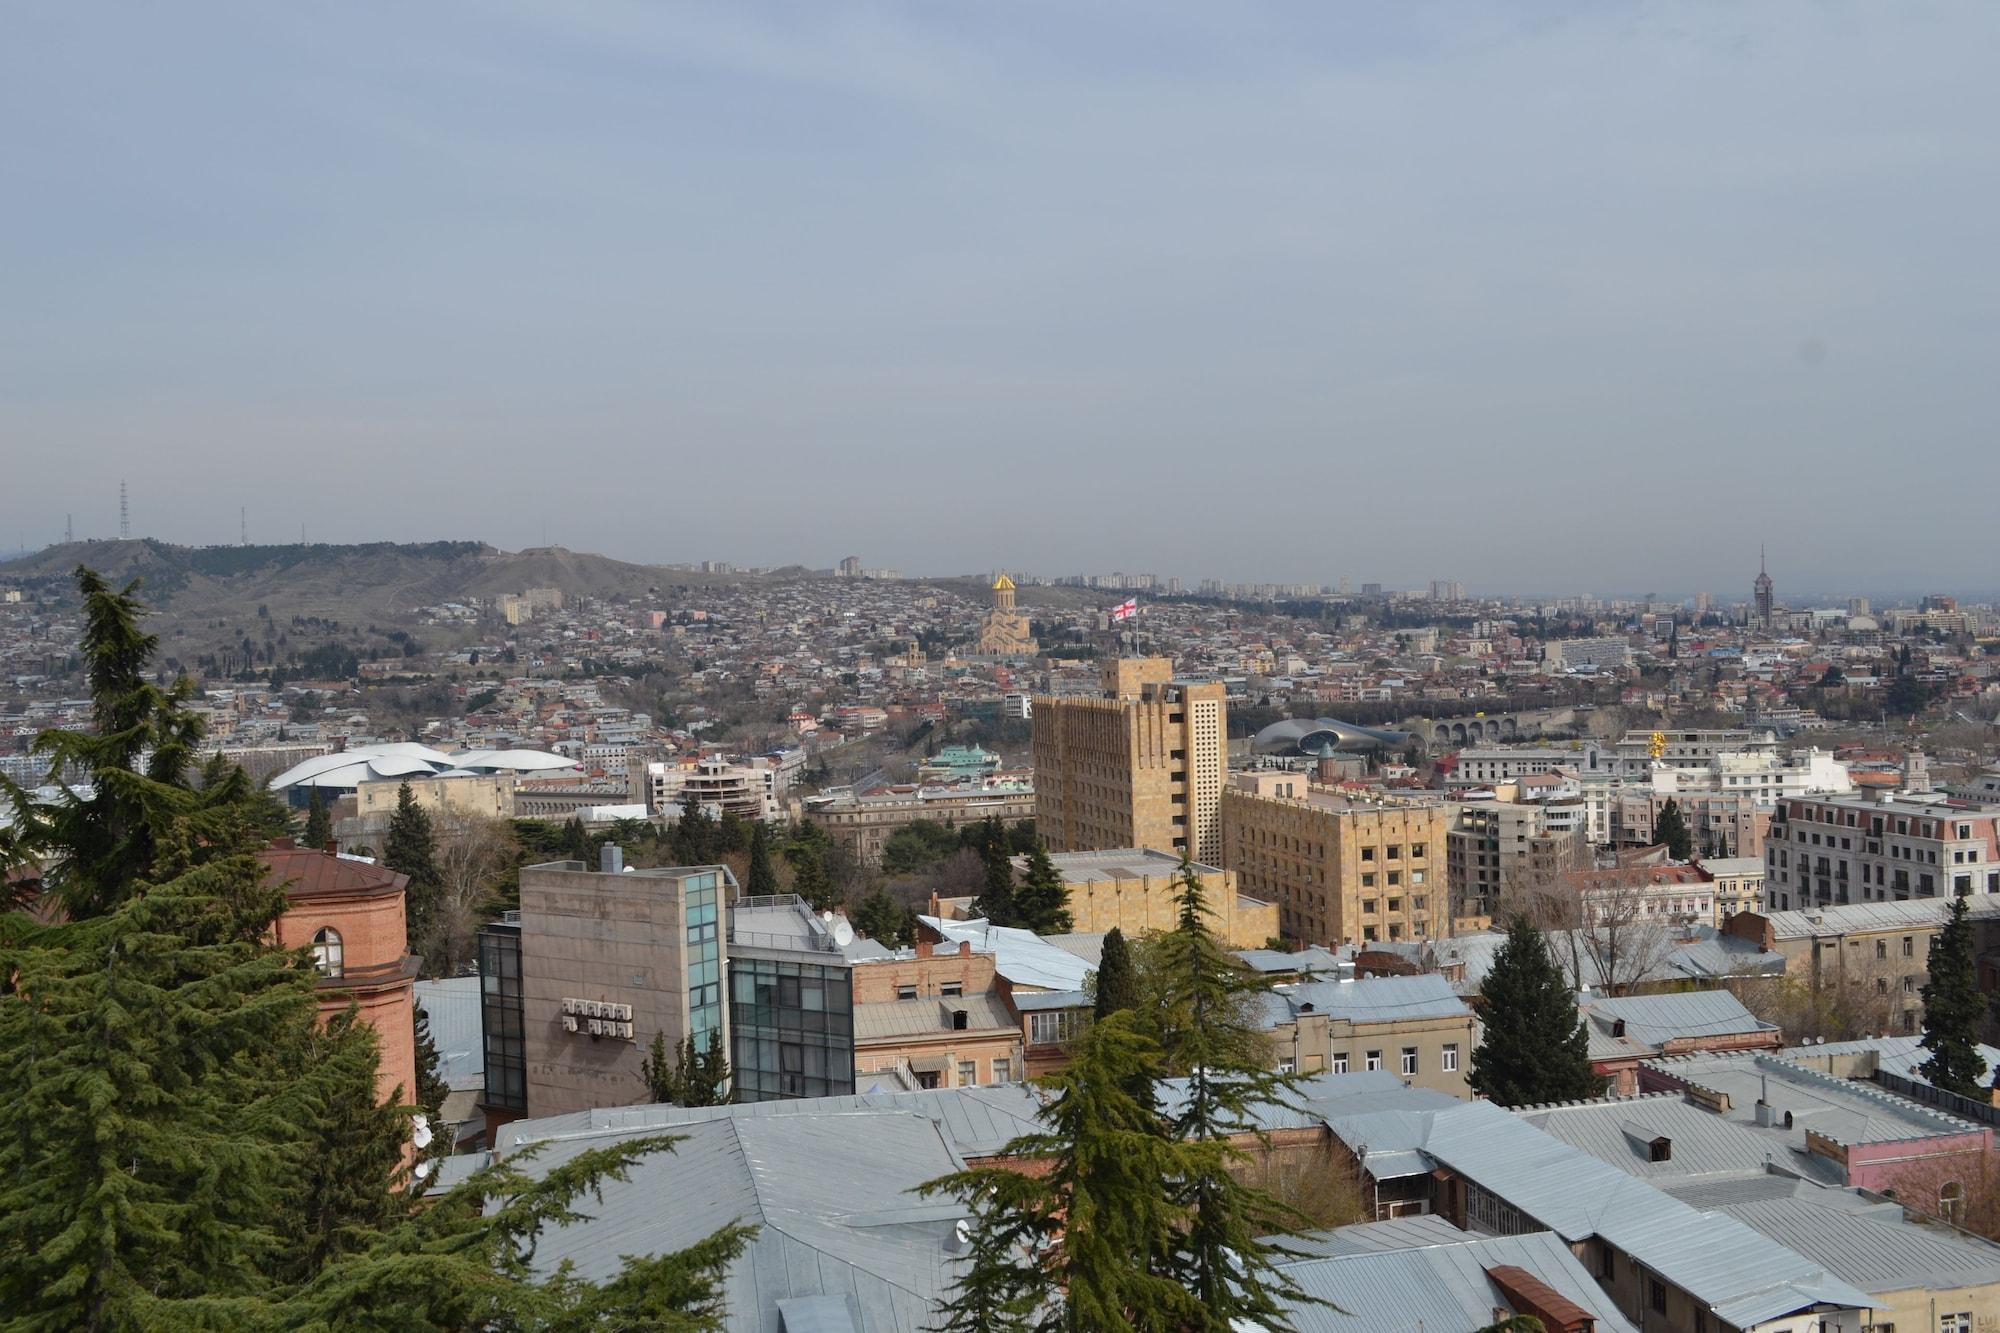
[975,828,1016,927]
[303,785,333,850]
[746,821,778,895]
[1012,844,1074,935]
[1470,914,1603,1107]
[1093,927,1139,1020]
[1920,895,1988,1099]
[1144,858,1316,1330]
[640,1031,729,1107]
[384,781,442,955]
[1654,798,1693,861]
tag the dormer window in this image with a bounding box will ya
[311,927,344,978]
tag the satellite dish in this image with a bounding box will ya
[829,916,856,947]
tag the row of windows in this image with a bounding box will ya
[1325,1044,1458,1076]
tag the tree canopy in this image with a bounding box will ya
[1921,895,1988,1099]
[1470,915,1603,1107]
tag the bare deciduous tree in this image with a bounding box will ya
[423,810,518,976]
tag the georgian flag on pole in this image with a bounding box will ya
[1110,598,1139,622]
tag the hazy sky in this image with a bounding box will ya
[5,2,1997,597]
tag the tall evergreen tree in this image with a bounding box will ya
[974,826,1017,926]
[851,887,914,946]
[1012,844,1074,935]
[784,839,838,912]
[1921,895,1988,1099]
[1143,859,1315,1330]
[1470,915,1602,1107]
[640,1030,730,1107]
[671,790,715,866]
[383,780,442,955]
[920,1012,1203,1332]
[746,820,778,895]
[1654,798,1693,861]
[1,567,251,918]
[1093,926,1139,1020]
[303,784,333,850]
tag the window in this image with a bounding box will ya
[1277,1058,1295,1074]
[1365,1050,1383,1072]
[1876,940,1888,960]
[310,927,343,978]
[1361,847,1375,862]
[1401,1047,1418,1076]
[1411,843,1426,858]
[896,984,918,1000]
[940,981,963,998]
[1362,898,1377,913]
[1649,1277,1667,1315]
[1388,872,1401,887]
[1361,874,1376,889]
[1941,1181,1966,1225]
[957,1060,977,1087]
[991,1058,1011,1084]
[1331,1053,1349,1074]
[1442,1043,1459,1072]
[1904,936,1915,957]
[1029,1010,1081,1046]
[1387,845,1402,860]
[1596,1243,1614,1279]
[1941,1315,1970,1333]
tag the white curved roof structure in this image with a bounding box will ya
[268,742,577,792]
[450,749,581,774]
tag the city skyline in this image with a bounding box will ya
[4,3,1998,590]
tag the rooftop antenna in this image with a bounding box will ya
[64,513,73,544]
[119,481,130,539]
[240,506,247,546]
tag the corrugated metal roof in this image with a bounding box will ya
[1518,1094,1824,1182]
[1781,1034,2000,1089]
[918,916,1093,991]
[1416,1100,1874,1322]
[1645,1050,1983,1147]
[1268,973,1472,1026]
[1714,1192,2000,1295]
[1581,990,1777,1056]
[518,1111,968,1333]
[413,976,484,1091]
[1764,895,2000,939]
[1272,1228,1640,1332]
[851,994,1016,1041]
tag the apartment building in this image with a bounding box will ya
[1764,792,2000,910]
[850,938,1023,1091]
[1033,657,1227,864]
[1258,973,1476,1097]
[1220,774,1452,947]
[1448,746,1577,787]
[1444,800,1589,923]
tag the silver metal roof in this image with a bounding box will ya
[1266,973,1472,1027]
[413,975,485,1091]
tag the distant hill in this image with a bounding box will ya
[0,539,748,625]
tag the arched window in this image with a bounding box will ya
[311,927,344,978]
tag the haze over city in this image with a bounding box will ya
[6,2,1998,593]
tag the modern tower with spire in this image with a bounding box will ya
[1752,547,1774,631]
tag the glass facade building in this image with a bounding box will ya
[729,955,855,1102]
[478,916,525,1113]
[683,872,723,1046]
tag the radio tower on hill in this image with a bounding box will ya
[119,481,130,540]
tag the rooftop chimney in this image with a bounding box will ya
[600,844,624,874]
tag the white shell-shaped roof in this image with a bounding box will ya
[449,749,580,774]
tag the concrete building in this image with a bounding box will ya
[1256,973,1475,1096]
[1449,746,1579,787]
[1445,800,1589,924]
[1612,789,1765,861]
[1033,657,1227,864]
[1697,856,1767,921]
[1220,776,1453,947]
[1021,846,1278,949]
[1765,791,2000,911]
[643,755,780,821]
[263,840,419,1108]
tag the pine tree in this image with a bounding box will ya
[671,790,715,866]
[1143,858,1316,1330]
[384,780,442,956]
[192,1135,754,1330]
[640,1031,687,1105]
[1654,798,1693,861]
[920,1012,1203,1331]
[1094,926,1139,1020]
[1012,844,1074,935]
[303,784,333,850]
[3,567,258,918]
[851,888,914,946]
[1470,914,1603,1107]
[0,855,405,1327]
[785,839,838,912]
[1921,895,1988,1099]
[746,821,778,896]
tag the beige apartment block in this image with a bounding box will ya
[1033,657,1226,865]
[802,787,1037,868]
[1023,847,1277,948]
[1220,779,1452,948]
[1261,976,1476,1098]
[355,772,517,820]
